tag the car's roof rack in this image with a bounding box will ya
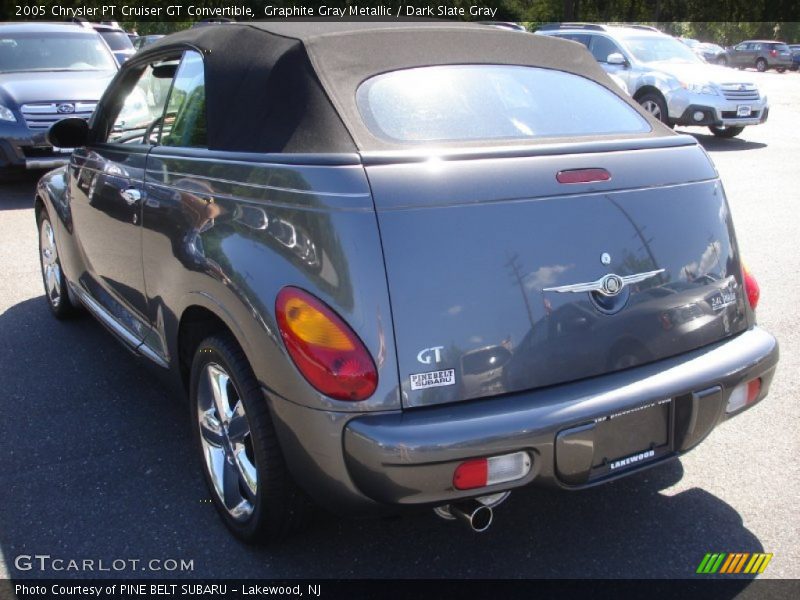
[537,23,608,31]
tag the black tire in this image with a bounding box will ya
[190,333,311,543]
[636,91,670,126]
[717,56,729,67]
[756,58,767,72]
[37,209,79,319]
[776,67,786,73]
[709,125,745,138]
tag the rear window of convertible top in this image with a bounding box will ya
[356,65,651,143]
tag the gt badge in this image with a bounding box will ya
[417,346,444,364]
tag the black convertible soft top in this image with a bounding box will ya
[144,21,667,153]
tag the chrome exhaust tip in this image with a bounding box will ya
[449,500,494,532]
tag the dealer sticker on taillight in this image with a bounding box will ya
[410,369,455,391]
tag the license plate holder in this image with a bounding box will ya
[737,105,752,117]
[589,399,673,479]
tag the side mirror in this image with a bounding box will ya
[47,118,90,149]
[607,53,627,66]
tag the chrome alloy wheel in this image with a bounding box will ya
[197,362,257,521]
[40,219,62,308]
[641,99,662,120]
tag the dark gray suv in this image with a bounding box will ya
[727,40,793,72]
[36,22,778,542]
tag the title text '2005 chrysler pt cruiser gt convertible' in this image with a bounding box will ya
[37,22,779,540]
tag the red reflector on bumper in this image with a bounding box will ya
[453,458,488,490]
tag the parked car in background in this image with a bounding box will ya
[537,24,769,138]
[133,34,165,51]
[37,22,777,541]
[90,22,136,64]
[790,44,800,71]
[679,38,729,65]
[0,22,117,180]
[696,43,729,65]
[726,40,793,72]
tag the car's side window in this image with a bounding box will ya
[590,36,622,63]
[159,50,206,148]
[561,34,591,48]
[105,61,178,145]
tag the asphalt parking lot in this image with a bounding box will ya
[0,69,798,582]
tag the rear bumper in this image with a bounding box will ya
[268,327,778,513]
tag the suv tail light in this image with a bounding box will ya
[742,263,760,310]
[276,287,377,401]
[770,49,778,57]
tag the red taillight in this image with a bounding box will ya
[742,263,760,310]
[276,287,377,401]
[556,168,611,184]
[770,49,778,57]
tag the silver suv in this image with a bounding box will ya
[537,24,769,139]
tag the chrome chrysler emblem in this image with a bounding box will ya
[56,103,75,114]
[543,269,665,297]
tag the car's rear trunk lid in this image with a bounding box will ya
[365,138,751,408]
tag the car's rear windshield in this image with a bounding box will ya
[0,32,116,73]
[771,43,790,52]
[356,65,651,144]
[99,31,134,51]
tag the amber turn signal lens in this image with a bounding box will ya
[276,287,377,401]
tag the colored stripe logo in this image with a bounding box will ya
[696,553,773,574]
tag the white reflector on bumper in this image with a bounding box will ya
[486,452,532,486]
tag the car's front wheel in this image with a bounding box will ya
[636,92,670,126]
[717,56,729,66]
[38,211,78,319]
[756,58,767,72]
[709,125,745,138]
[190,333,310,543]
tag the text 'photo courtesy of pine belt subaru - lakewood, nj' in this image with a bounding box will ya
[35,22,779,541]
[537,24,770,139]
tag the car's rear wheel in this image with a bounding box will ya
[38,211,78,319]
[776,67,786,73]
[709,125,745,138]
[190,333,310,543]
[756,58,767,72]
[637,92,669,126]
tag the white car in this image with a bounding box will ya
[537,24,769,138]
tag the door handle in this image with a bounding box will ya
[121,187,142,206]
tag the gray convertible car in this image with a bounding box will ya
[37,22,778,541]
